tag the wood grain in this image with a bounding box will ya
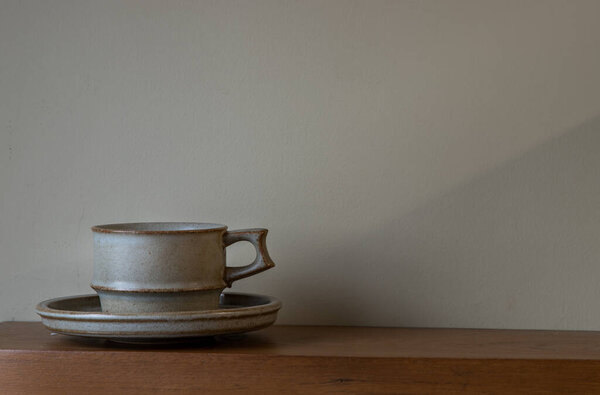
[2,322,600,394]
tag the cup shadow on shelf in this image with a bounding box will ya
[51,331,277,350]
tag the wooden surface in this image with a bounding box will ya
[2,322,600,394]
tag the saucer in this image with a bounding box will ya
[35,292,281,342]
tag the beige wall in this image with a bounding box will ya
[2,0,600,329]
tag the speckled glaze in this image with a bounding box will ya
[35,293,281,341]
[91,223,275,313]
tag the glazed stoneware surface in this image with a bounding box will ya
[35,293,281,341]
[91,223,275,313]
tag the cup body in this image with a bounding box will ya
[91,222,229,313]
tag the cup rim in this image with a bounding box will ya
[91,222,228,234]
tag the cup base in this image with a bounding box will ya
[95,289,223,313]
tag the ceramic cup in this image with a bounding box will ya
[90,222,275,313]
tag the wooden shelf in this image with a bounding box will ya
[2,322,600,393]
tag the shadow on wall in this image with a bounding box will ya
[280,115,600,329]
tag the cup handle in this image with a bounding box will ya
[223,228,275,287]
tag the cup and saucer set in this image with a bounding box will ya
[35,222,281,343]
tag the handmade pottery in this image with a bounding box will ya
[35,292,281,341]
[91,223,275,313]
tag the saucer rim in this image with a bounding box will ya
[35,292,281,322]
